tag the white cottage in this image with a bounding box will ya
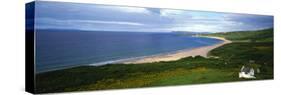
[239,66,256,79]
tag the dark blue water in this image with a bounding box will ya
[36,30,222,73]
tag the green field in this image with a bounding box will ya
[35,28,273,93]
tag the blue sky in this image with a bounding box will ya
[33,1,273,32]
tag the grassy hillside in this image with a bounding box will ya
[35,28,274,93]
[202,28,273,42]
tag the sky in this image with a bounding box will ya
[32,1,274,33]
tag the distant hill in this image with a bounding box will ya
[172,31,211,35]
[201,28,273,42]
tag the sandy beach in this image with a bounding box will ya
[123,36,232,64]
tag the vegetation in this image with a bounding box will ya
[35,28,273,93]
[203,28,273,42]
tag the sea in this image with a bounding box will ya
[35,29,223,73]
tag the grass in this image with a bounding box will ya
[202,28,273,42]
[35,28,274,93]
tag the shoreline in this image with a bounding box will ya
[40,36,231,73]
[122,36,232,64]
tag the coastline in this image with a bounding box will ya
[39,36,231,73]
[123,36,232,64]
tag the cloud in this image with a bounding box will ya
[157,10,244,32]
[167,17,248,32]
[98,6,151,14]
[146,8,161,14]
[36,18,144,30]
[160,9,185,17]
[156,10,272,32]
[77,20,144,26]
[35,1,273,32]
